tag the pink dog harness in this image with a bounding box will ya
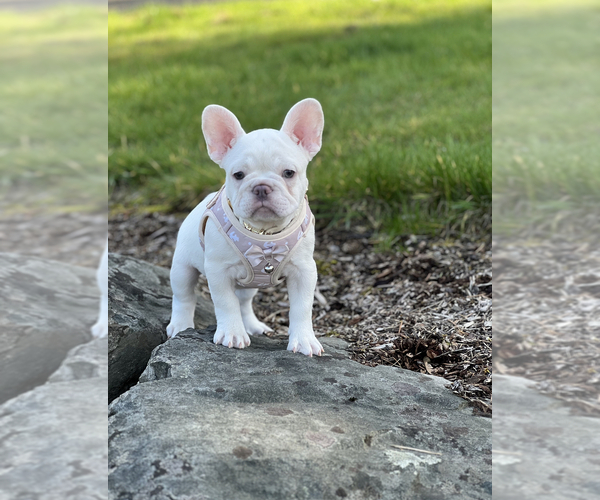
[199,186,314,289]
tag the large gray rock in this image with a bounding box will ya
[109,329,491,500]
[0,337,108,499]
[108,254,215,402]
[0,252,98,404]
[493,375,600,500]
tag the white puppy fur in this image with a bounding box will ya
[91,241,108,339]
[167,98,324,356]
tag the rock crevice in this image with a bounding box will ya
[108,254,215,401]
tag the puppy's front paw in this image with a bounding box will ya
[214,328,251,349]
[166,319,194,339]
[287,334,323,357]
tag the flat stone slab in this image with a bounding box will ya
[0,337,108,499]
[109,329,491,500]
[108,254,215,402]
[493,375,600,500]
[0,252,98,404]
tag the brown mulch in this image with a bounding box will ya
[109,211,492,416]
[494,235,600,417]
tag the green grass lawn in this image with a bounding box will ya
[493,1,600,231]
[109,0,491,235]
[0,7,107,213]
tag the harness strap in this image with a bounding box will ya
[199,186,314,288]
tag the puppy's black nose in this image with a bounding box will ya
[253,184,272,200]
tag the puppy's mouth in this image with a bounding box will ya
[234,190,299,224]
[250,205,281,220]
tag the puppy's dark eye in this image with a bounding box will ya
[283,170,295,179]
[233,171,245,180]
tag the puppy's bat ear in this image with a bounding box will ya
[202,105,246,165]
[281,98,324,161]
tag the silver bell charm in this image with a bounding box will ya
[264,263,275,274]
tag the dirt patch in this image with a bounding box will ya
[109,211,492,415]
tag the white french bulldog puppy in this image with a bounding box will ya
[91,241,108,338]
[167,98,324,356]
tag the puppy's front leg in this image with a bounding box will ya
[286,259,323,357]
[205,267,250,349]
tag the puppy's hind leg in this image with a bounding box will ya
[236,288,273,336]
[167,263,200,338]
